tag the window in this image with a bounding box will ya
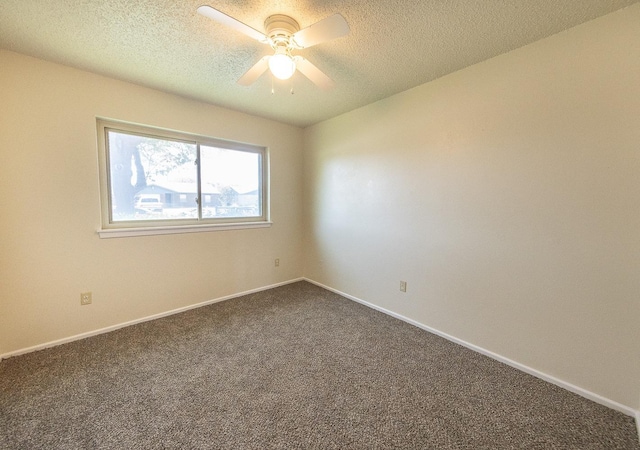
[97,119,269,238]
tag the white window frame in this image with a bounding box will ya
[96,119,270,238]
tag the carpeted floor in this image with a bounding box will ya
[1,281,638,449]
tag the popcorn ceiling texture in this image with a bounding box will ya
[0,0,637,127]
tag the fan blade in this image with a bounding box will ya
[238,56,270,86]
[295,57,335,90]
[292,14,349,49]
[197,5,267,43]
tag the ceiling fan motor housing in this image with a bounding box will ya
[264,14,300,48]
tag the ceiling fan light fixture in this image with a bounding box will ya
[269,52,296,80]
[197,6,349,88]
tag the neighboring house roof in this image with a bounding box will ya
[230,187,259,195]
[136,182,225,195]
[136,183,256,196]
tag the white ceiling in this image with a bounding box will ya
[1,1,637,127]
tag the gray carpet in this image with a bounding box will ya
[1,281,638,449]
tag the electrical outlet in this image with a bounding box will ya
[80,292,92,305]
[400,281,407,293]
[275,258,280,267]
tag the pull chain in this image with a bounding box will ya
[270,75,296,95]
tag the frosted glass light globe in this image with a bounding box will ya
[269,53,296,80]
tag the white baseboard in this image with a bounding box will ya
[3,276,638,427]
[0,278,304,361]
[304,278,638,419]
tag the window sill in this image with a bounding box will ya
[97,221,272,239]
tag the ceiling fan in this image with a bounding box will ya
[197,5,350,89]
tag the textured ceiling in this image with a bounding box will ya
[1,0,637,127]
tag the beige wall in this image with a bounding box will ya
[0,50,304,355]
[303,6,640,410]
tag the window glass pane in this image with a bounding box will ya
[99,119,268,233]
[200,145,261,218]
[107,130,198,222]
